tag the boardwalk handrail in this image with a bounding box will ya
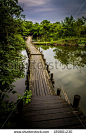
[61,86,70,104]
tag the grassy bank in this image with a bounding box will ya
[33,37,86,47]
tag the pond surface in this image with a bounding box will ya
[5,50,28,103]
[6,46,86,116]
[37,45,86,116]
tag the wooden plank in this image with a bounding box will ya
[21,112,77,122]
[29,99,66,105]
[37,56,42,96]
[22,107,74,116]
[38,57,45,96]
[31,95,63,100]
[62,124,84,129]
[42,78,48,95]
[32,57,36,96]
[35,56,40,96]
[34,70,37,96]
[27,103,70,109]
[35,68,39,96]
[38,74,44,96]
[39,57,50,95]
[19,117,83,129]
[23,103,70,111]
[38,68,44,96]
[40,59,51,95]
[31,97,66,102]
[43,70,52,95]
[42,70,50,95]
[41,58,54,95]
[30,56,35,96]
[31,54,42,55]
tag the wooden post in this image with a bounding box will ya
[39,48,40,52]
[17,99,23,115]
[27,52,29,56]
[73,95,81,108]
[26,48,27,53]
[28,65,29,71]
[51,73,53,81]
[44,59,46,64]
[52,80,55,84]
[42,54,44,59]
[57,88,61,96]
[29,69,30,77]
[28,54,30,59]
[47,65,49,71]
[28,59,30,67]
[27,48,29,53]
[47,65,50,73]
[26,74,29,81]
[25,80,28,85]
[51,73,55,84]
[29,50,31,54]
[27,69,30,75]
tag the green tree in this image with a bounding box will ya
[33,22,40,41]
[40,20,50,41]
[73,18,85,37]
[0,0,26,98]
[61,15,75,37]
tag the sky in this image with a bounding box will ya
[18,0,86,23]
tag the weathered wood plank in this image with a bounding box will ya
[31,95,63,100]
[29,99,67,105]
[19,117,83,129]
[23,103,70,111]
[22,107,74,116]
[21,112,77,122]
[31,54,42,55]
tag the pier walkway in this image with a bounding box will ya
[17,36,85,129]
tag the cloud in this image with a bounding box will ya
[36,7,55,12]
[18,0,86,23]
[26,18,41,24]
[18,0,49,7]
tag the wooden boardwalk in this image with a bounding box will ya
[26,36,55,96]
[17,36,85,129]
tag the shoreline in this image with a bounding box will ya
[33,42,86,47]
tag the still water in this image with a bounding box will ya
[7,46,86,116]
[37,45,86,115]
[5,50,28,103]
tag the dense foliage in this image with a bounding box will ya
[17,90,32,105]
[0,0,26,128]
[0,0,26,98]
[22,15,86,43]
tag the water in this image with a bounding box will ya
[5,46,86,116]
[37,45,86,116]
[5,50,28,103]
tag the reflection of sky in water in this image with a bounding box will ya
[40,46,86,115]
[5,50,28,103]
